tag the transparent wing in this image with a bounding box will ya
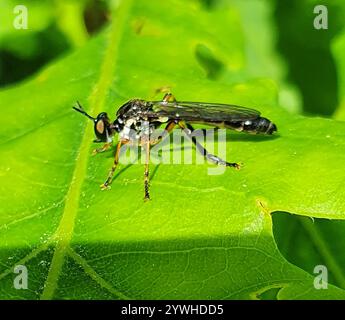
[146,101,261,122]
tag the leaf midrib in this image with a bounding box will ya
[40,0,134,299]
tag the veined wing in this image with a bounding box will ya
[146,101,261,122]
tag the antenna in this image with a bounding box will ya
[72,101,95,120]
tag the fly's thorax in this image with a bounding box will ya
[119,125,132,140]
[117,116,157,142]
[112,116,124,133]
[116,100,152,127]
[116,99,148,117]
[113,107,147,131]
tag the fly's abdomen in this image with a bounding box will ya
[224,117,277,134]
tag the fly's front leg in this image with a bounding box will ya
[100,139,128,190]
[178,122,241,169]
[92,142,112,155]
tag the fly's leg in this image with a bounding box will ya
[178,122,241,169]
[153,90,175,103]
[162,92,176,103]
[143,139,151,200]
[100,139,128,190]
[144,121,176,200]
[150,120,176,146]
[153,86,171,98]
[92,142,112,155]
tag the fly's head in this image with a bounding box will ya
[73,102,115,143]
[93,111,113,142]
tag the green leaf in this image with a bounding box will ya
[273,0,344,116]
[333,31,345,120]
[0,0,88,53]
[272,16,345,294]
[1,0,345,299]
[0,0,55,57]
[230,0,302,114]
[273,213,345,290]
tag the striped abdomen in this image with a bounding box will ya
[224,117,277,134]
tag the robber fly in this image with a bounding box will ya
[73,93,277,200]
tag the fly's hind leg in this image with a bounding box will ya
[153,89,176,103]
[143,139,151,201]
[162,92,176,103]
[178,122,241,169]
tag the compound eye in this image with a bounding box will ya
[95,119,105,134]
[94,112,110,142]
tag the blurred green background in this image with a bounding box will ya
[1,0,344,116]
[1,0,345,297]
